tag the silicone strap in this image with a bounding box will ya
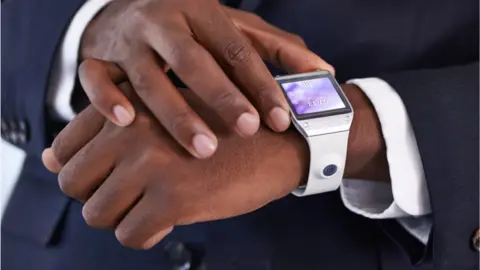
[292,130,350,196]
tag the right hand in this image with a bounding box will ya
[80,0,333,158]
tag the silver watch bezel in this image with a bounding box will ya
[275,70,354,137]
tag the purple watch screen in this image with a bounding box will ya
[281,77,346,115]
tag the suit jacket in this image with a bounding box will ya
[2,0,478,269]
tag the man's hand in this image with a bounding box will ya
[42,82,389,249]
[45,83,310,249]
[80,1,333,158]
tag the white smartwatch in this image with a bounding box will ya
[276,70,354,196]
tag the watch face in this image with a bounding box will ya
[277,72,352,120]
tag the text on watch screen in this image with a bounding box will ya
[281,77,346,115]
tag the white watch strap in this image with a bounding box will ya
[292,130,350,196]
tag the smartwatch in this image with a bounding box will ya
[276,70,354,196]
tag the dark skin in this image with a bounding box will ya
[42,82,389,250]
[42,2,388,250]
[80,0,334,159]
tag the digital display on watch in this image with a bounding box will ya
[278,74,351,120]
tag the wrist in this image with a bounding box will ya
[243,127,310,190]
[271,83,389,188]
[182,89,311,191]
[342,84,390,182]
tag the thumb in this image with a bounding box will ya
[78,58,135,127]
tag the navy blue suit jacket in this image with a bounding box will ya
[2,0,478,269]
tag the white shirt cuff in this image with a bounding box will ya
[47,0,113,122]
[340,78,432,244]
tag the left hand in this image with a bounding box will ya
[44,83,310,249]
[42,82,389,250]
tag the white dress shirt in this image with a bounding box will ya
[45,0,433,244]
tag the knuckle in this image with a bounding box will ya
[57,172,70,195]
[222,40,252,68]
[130,7,150,29]
[135,113,155,127]
[136,148,167,169]
[128,67,152,94]
[82,204,110,229]
[126,115,155,140]
[58,164,89,201]
[170,199,195,226]
[165,39,197,71]
[288,34,306,46]
[51,137,67,165]
[254,83,273,107]
[58,169,79,199]
[115,228,139,249]
[246,12,261,21]
[212,90,239,111]
[131,10,144,25]
[168,110,195,136]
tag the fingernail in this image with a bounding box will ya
[269,107,291,132]
[113,105,134,127]
[236,112,260,137]
[42,148,62,173]
[192,134,217,158]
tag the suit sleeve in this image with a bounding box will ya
[380,62,479,270]
[1,0,86,158]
